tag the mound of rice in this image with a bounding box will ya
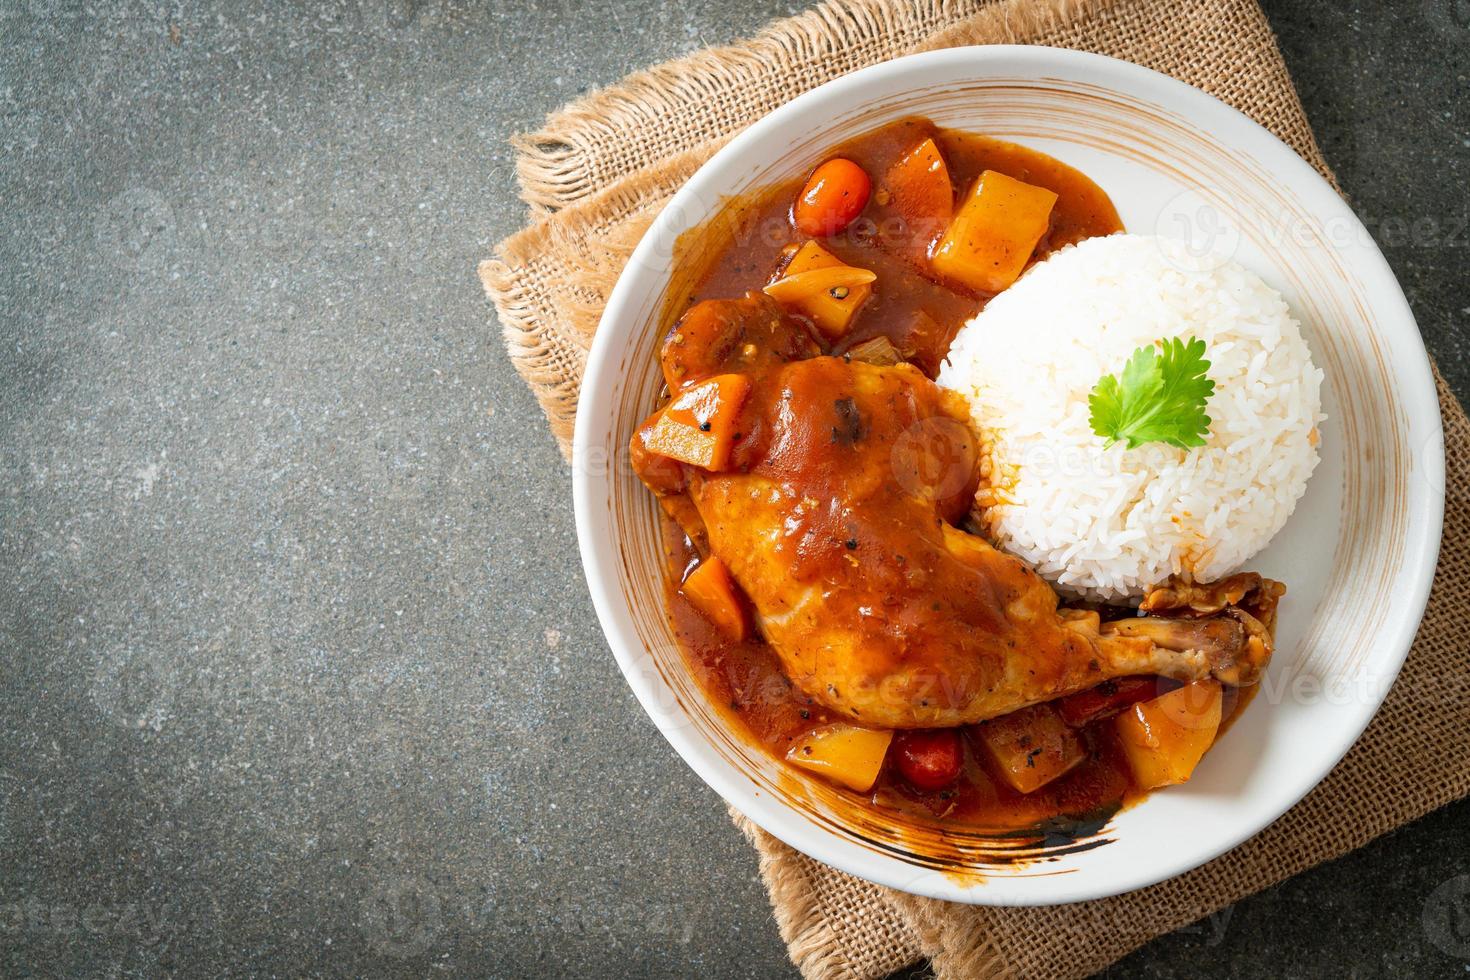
[937,234,1324,603]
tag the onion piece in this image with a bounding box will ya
[845,335,903,366]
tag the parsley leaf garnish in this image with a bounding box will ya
[1088,337,1215,450]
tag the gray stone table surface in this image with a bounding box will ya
[2,0,1466,976]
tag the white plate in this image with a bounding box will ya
[573,46,1444,905]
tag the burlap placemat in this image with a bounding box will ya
[480,1,1468,976]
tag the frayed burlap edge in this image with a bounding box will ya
[911,0,1112,52]
[480,148,709,454]
[734,810,880,980]
[514,0,977,213]
[732,806,961,979]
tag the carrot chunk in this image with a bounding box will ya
[973,703,1086,794]
[640,373,750,471]
[680,556,748,641]
[1115,679,1223,790]
[765,241,873,339]
[884,136,953,249]
[931,170,1058,293]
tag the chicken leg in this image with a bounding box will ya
[644,296,1279,728]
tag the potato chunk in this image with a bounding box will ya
[1115,679,1223,790]
[974,703,1086,794]
[930,170,1057,293]
[785,724,894,792]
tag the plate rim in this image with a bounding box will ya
[572,44,1446,906]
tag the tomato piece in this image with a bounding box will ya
[679,556,748,641]
[640,373,750,471]
[793,158,872,238]
[1115,679,1223,790]
[1056,676,1167,728]
[885,136,953,250]
[892,729,963,791]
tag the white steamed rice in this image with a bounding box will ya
[937,234,1325,603]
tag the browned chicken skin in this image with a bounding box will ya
[637,295,1279,729]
